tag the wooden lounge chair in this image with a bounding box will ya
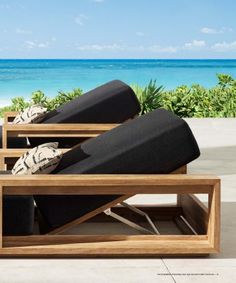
[0,109,220,257]
[0,80,140,169]
[1,79,140,149]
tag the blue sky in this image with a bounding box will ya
[0,0,236,59]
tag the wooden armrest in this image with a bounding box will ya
[1,123,120,148]
[3,112,19,124]
[0,148,69,158]
[0,174,220,195]
[0,148,70,170]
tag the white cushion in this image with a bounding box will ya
[12,142,62,175]
[13,104,47,124]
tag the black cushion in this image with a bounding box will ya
[35,109,200,231]
[29,80,141,148]
[0,125,28,148]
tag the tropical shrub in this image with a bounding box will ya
[0,88,83,117]
[131,80,164,115]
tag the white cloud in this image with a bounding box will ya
[24,40,49,49]
[75,40,236,54]
[183,40,206,50]
[38,43,49,48]
[201,27,233,34]
[136,31,145,37]
[77,44,124,51]
[76,43,178,53]
[211,41,236,52]
[24,41,35,49]
[201,27,219,34]
[148,45,177,53]
[74,14,88,26]
[16,28,32,35]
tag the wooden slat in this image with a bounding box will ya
[1,174,219,195]
[0,186,2,248]
[2,123,119,149]
[0,174,220,187]
[2,124,7,149]
[3,235,208,248]
[0,237,215,256]
[5,123,119,138]
[4,184,213,195]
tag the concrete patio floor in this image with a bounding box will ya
[0,118,236,283]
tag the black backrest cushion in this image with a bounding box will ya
[43,80,140,123]
[35,109,200,230]
[29,80,141,148]
[54,108,200,174]
[0,125,28,148]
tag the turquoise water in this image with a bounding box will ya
[1,59,236,106]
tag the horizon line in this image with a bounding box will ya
[0,58,236,60]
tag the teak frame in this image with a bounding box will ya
[0,167,221,257]
[0,112,221,257]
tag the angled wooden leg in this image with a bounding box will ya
[207,180,221,252]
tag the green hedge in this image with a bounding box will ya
[1,73,236,118]
[132,74,236,117]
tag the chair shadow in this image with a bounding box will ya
[210,202,236,259]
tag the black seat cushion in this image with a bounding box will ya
[29,80,141,148]
[3,196,35,235]
[0,170,34,235]
[0,125,28,148]
[35,109,200,231]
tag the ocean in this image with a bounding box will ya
[1,59,236,106]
